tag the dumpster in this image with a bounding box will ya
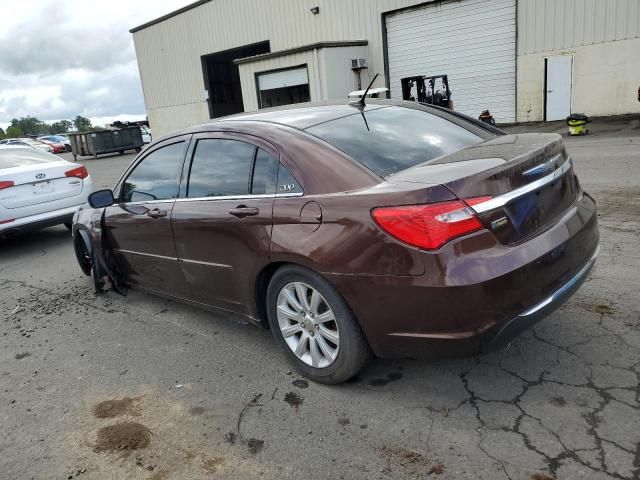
[68,127,144,160]
[566,113,590,136]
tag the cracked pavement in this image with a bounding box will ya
[1,119,639,479]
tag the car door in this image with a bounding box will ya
[171,133,289,315]
[104,137,191,297]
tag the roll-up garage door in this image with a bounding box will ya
[257,66,310,109]
[385,0,516,123]
[257,67,308,91]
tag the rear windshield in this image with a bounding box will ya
[305,106,484,177]
[0,150,54,168]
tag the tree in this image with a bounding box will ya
[50,120,72,134]
[73,116,93,132]
[11,116,49,135]
[6,125,22,138]
[0,128,5,140]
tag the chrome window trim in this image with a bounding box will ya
[118,199,177,206]
[118,192,304,207]
[174,192,304,203]
[471,157,572,214]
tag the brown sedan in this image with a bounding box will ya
[73,100,599,384]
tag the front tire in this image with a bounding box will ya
[266,265,372,384]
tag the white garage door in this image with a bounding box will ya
[385,0,516,123]
[257,67,309,91]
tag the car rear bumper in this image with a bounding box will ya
[483,244,598,350]
[326,193,599,359]
[0,204,87,237]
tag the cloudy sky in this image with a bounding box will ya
[0,0,192,130]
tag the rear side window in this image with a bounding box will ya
[121,141,186,202]
[251,149,303,195]
[277,165,303,194]
[251,149,278,194]
[305,106,483,177]
[187,139,255,197]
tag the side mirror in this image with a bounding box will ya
[88,189,115,208]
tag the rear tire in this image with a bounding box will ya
[64,222,72,231]
[266,265,372,384]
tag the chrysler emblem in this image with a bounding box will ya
[523,154,561,177]
[35,173,46,179]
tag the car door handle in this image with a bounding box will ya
[228,206,259,218]
[147,208,167,218]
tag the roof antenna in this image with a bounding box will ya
[350,73,379,109]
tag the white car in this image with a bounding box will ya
[0,137,55,153]
[0,146,94,238]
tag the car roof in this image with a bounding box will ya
[154,99,502,145]
[219,99,451,130]
[223,103,390,130]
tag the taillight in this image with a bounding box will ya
[0,181,14,190]
[372,197,491,251]
[0,218,15,225]
[65,166,88,179]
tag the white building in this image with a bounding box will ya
[131,0,640,136]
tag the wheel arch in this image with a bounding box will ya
[254,261,290,328]
[254,261,365,337]
[73,226,93,276]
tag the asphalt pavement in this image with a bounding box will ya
[1,120,639,480]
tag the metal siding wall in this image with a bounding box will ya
[385,0,517,122]
[518,0,640,54]
[132,0,444,118]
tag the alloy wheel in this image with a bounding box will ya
[276,282,340,368]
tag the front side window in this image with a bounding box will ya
[121,141,186,202]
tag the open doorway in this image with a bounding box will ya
[202,41,270,118]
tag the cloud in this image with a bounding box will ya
[0,0,190,127]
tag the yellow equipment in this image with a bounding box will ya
[567,113,590,136]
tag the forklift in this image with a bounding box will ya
[401,74,453,109]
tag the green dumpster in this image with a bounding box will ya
[69,127,144,160]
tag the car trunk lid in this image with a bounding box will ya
[0,160,87,209]
[387,133,580,245]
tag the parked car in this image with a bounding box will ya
[73,100,599,384]
[141,128,152,144]
[0,146,94,238]
[37,138,66,153]
[0,137,54,153]
[39,135,72,152]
